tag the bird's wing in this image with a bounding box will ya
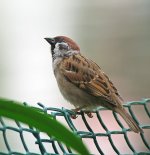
[60,54,123,106]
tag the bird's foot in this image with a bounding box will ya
[71,114,78,119]
[70,108,79,119]
[85,112,93,118]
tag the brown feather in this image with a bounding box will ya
[60,54,122,106]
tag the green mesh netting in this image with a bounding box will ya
[0,99,150,155]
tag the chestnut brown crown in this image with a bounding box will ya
[44,36,80,51]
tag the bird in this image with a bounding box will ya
[44,36,143,133]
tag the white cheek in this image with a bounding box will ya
[53,43,61,56]
[53,42,69,56]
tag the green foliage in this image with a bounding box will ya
[0,98,90,155]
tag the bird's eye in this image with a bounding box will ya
[50,38,55,44]
[59,43,69,50]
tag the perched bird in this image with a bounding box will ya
[45,36,143,133]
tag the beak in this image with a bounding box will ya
[44,37,55,44]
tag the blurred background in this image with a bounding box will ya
[0,0,150,154]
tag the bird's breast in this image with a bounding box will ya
[54,68,99,109]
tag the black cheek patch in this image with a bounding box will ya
[59,44,68,50]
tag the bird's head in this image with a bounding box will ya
[44,36,80,60]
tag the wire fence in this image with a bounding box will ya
[0,99,150,155]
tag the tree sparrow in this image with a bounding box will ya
[45,36,143,133]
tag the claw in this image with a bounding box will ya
[71,114,78,119]
[70,108,79,119]
[85,112,93,118]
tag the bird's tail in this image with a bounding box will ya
[116,108,143,133]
